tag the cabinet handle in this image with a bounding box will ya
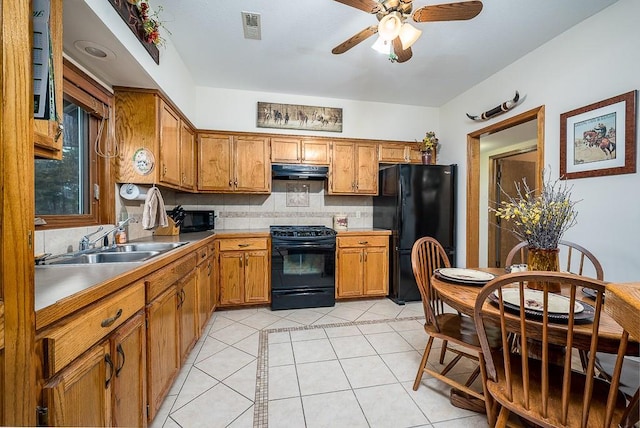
[115,343,125,377]
[105,354,114,388]
[207,261,212,276]
[234,180,238,187]
[358,241,369,245]
[245,254,249,266]
[101,308,123,328]
[359,253,363,262]
[364,251,367,262]
[238,243,250,248]
[240,256,243,268]
[229,180,233,187]
[201,252,207,259]
[162,165,167,176]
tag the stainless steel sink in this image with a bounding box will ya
[47,251,161,265]
[104,242,188,253]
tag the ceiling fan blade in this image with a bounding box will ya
[393,37,412,63]
[333,0,382,14]
[332,25,378,54]
[413,1,483,22]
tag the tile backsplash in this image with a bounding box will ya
[36,180,374,255]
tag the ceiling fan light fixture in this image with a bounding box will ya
[371,36,391,54]
[378,12,402,41]
[399,23,422,49]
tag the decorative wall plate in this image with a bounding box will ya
[132,148,155,175]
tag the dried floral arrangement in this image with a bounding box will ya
[136,1,170,46]
[492,171,579,250]
[416,131,439,153]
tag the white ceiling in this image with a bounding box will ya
[65,0,618,108]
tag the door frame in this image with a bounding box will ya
[466,106,546,267]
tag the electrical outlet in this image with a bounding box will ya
[355,211,361,219]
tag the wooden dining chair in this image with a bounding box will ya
[474,271,633,427]
[505,240,604,280]
[411,236,500,413]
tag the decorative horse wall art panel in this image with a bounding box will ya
[257,102,343,132]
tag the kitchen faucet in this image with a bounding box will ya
[78,218,136,251]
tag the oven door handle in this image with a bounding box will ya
[275,289,332,296]
[273,243,336,252]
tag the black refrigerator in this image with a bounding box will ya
[373,164,456,304]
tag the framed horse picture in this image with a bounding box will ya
[560,90,636,179]
[257,102,343,132]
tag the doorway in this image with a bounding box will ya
[487,152,537,267]
[465,106,545,267]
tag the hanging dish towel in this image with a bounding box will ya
[142,187,169,230]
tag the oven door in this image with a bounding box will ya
[271,242,335,291]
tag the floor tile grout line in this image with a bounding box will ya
[252,315,425,427]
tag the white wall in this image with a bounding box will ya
[440,0,640,282]
[194,87,438,141]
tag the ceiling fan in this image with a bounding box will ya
[331,0,483,63]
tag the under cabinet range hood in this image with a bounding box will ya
[272,164,329,180]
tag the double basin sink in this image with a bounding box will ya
[44,242,188,265]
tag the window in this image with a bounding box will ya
[35,60,114,229]
[35,99,92,215]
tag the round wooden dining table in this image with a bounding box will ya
[431,268,639,355]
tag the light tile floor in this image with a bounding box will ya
[150,298,489,428]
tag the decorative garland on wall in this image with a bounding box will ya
[107,0,160,64]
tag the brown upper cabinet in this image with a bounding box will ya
[198,133,271,193]
[114,89,195,191]
[34,0,63,160]
[271,137,330,165]
[328,141,378,195]
[379,142,425,164]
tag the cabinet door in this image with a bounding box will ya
[363,246,389,296]
[112,313,147,428]
[198,134,234,191]
[197,260,211,332]
[407,147,424,164]
[180,123,196,190]
[244,250,269,303]
[355,143,378,194]
[43,341,111,427]
[271,137,301,163]
[235,135,271,193]
[209,245,218,312]
[379,143,408,163]
[146,286,179,421]
[336,248,364,297]
[219,252,245,305]
[302,139,330,164]
[329,142,356,194]
[179,272,199,362]
[159,101,181,186]
[34,0,63,159]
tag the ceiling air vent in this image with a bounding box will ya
[241,12,261,40]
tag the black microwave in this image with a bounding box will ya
[180,210,215,233]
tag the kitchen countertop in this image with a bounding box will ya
[34,231,215,329]
[336,228,391,235]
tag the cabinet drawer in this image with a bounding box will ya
[218,238,268,251]
[196,245,209,265]
[40,281,145,377]
[337,235,388,248]
[146,253,197,301]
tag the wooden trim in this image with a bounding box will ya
[466,106,545,267]
[37,66,116,229]
[2,1,37,424]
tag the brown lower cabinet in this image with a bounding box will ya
[146,285,179,422]
[217,237,270,306]
[336,234,389,298]
[41,312,146,427]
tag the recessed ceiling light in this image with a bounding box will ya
[73,40,116,61]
